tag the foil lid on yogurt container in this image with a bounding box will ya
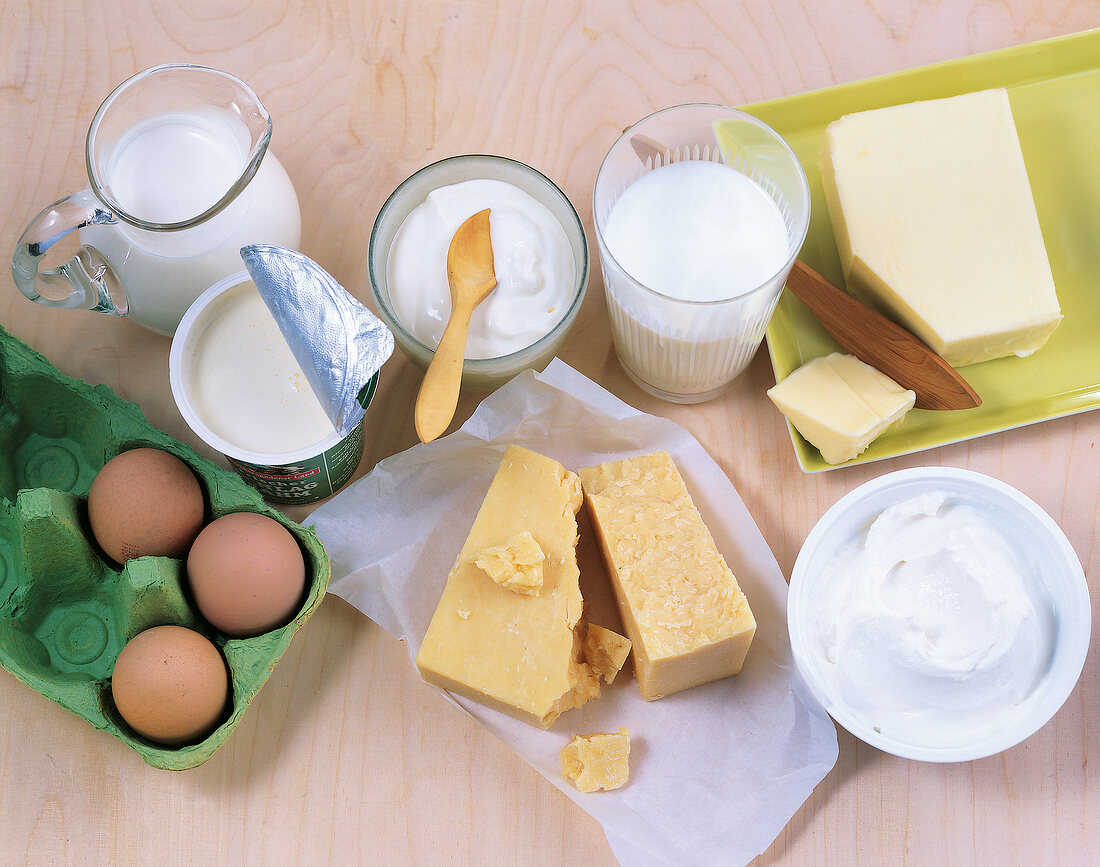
[241,244,394,438]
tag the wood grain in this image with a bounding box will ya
[1,2,1098,865]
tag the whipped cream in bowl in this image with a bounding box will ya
[368,155,588,391]
[386,178,575,360]
[788,467,1090,762]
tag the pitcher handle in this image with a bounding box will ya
[11,189,129,316]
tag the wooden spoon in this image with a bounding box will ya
[628,133,980,411]
[414,209,497,443]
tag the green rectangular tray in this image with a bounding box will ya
[748,28,1100,472]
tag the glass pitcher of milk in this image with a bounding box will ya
[12,64,301,335]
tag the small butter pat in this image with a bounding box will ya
[415,446,601,729]
[580,451,756,701]
[472,531,545,596]
[820,88,1062,366]
[767,352,915,464]
[584,623,632,684]
[561,728,631,793]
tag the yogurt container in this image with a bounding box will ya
[788,467,1090,762]
[170,272,375,505]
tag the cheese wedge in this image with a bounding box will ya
[820,88,1062,366]
[416,446,602,729]
[768,352,915,464]
[580,451,755,700]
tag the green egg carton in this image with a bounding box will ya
[0,324,331,770]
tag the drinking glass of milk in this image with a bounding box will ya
[593,104,810,403]
[12,64,301,335]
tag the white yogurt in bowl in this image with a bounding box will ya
[386,178,575,359]
[788,467,1089,762]
[368,155,588,391]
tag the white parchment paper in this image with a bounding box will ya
[307,360,838,867]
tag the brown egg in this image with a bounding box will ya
[110,625,229,745]
[88,447,205,563]
[187,511,307,637]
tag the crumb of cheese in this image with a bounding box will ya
[583,623,631,684]
[561,728,631,793]
[472,531,545,596]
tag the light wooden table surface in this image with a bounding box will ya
[2,2,1098,865]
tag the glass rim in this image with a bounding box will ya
[85,63,272,233]
[592,102,811,308]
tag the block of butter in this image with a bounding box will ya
[579,451,755,701]
[819,88,1062,366]
[415,445,607,729]
[767,352,916,464]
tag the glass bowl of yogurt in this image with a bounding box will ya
[368,155,589,391]
[788,467,1090,762]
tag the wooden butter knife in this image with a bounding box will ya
[785,260,980,411]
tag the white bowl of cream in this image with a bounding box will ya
[368,155,588,390]
[788,467,1090,762]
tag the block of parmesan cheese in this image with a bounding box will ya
[415,445,603,729]
[819,88,1062,366]
[579,451,756,700]
[767,352,915,464]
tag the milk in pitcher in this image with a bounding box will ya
[79,109,301,335]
